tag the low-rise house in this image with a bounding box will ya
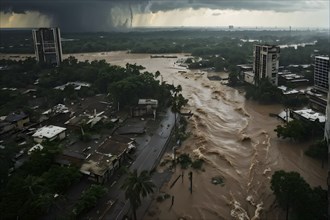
[131,99,158,119]
[42,104,70,115]
[32,125,66,143]
[243,71,255,85]
[64,110,106,129]
[290,109,326,123]
[306,90,327,113]
[28,144,44,155]
[138,99,158,108]
[277,85,300,96]
[237,64,253,71]
[80,135,134,183]
[55,150,86,167]
[54,82,91,91]
[278,71,309,86]
[5,112,30,129]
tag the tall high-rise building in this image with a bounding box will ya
[323,56,330,141]
[314,56,330,93]
[325,85,330,141]
[323,57,330,218]
[253,44,280,85]
[32,27,62,66]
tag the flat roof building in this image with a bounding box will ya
[32,27,62,66]
[80,136,134,183]
[5,112,29,129]
[314,56,330,93]
[253,44,280,86]
[291,109,326,123]
[32,125,66,143]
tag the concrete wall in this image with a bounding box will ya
[244,72,255,85]
[17,117,30,129]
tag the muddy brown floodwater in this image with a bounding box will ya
[1,51,326,219]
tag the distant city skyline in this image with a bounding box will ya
[1,1,329,31]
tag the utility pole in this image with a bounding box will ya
[188,171,193,194]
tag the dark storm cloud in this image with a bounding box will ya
[1,1,135,31]
[145,0,322,12]
[0,0,323,31]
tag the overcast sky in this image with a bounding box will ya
[0,0,329,31]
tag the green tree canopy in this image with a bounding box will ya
[271,170,327,220]
[121,169,155,220]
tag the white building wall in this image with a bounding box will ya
[59,131,66,140]
[253,45,280,86]
[244,72,255,85]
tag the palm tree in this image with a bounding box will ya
[121,169,155,220]
[170,85,187,133]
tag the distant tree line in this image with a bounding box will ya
[1,30,328,67]
[0,56,178,115]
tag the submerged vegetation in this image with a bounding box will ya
[176,153,204,170]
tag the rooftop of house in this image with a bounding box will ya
[80,154,117,176]
[237,64,253,70]
[42,104,70,115]
[277,85,300,95]
[54,81,91,91]
[5,112,28,123]
[306,89,327,100]
[32,125,66,139]
[293,109,326,123]
[28,144,44,155]
[138,99,158,106]
[80,135,133,176]
[97,135,132,156]
[278,72,305,79]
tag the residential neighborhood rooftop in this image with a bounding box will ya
[5,112,28,123]
[32,125,66,139]
[54,81,91,91]
[293,109,326,123]
[138,99,158,106]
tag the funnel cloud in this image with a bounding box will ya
[0,0,328,31]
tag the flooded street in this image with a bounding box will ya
[79,51,325,220]
[1,51,327,219]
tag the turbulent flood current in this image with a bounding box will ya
[85,52,325,220]
[2,52,326,219]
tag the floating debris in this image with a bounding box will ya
[156,193,171,202]
[211,176,225,186]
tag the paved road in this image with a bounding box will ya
[101,108,175,220]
